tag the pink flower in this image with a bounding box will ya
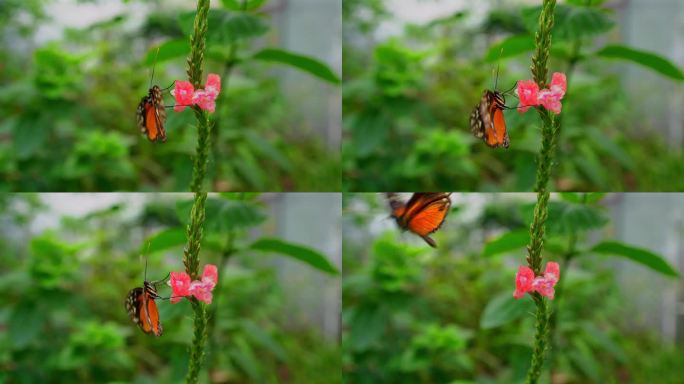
[537,89,563,114]
[515,79,539,113]
[192,90,216,113]
[205,73,221,97]
[169,271,191,304]
[513,262,561,300]
[549,72,567,97]
[167,264,218,304]
[514,72,567,115]
[513,266,535,299]
[170,80,195,112]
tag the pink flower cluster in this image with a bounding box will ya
[515,72,567,114]
[170,73,222,113]
[168,264,218,304]
[513,262,560,300]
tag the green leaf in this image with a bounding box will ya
[143,227,186,253]
[249,238,338,274]
[143,39,190,65]
[251,48,340,84]
[590,241,679,277]
[522,5,614,40]
[484,35,534,62]
[482,229,529,257]
[480,292,535,329]
[8,301,44,348]
[179,10,268,43]
[595,45,684,81]
[558,193,606,204]
[221,0,267,11]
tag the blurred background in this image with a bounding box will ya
[343,0,684,191]
[0,0,341,192]
[0,192,341,383]
[342,192,684,383]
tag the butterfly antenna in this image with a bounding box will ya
[493,48,504,91]
[149,47,160,89]
[143,241,151,281]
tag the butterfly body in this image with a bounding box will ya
[387,192,452,248]
[470,90,509,148]
[125,280,163,337]
[136,85,167,143]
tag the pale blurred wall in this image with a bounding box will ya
[272,0,342,149]
[609,193,684,343]
[617,0,684,147]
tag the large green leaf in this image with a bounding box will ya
[480,292,535,329]
[179,10,268,43]
[143,39,190,65]
[143,227,186,253]
[482,229,529,257]
[590,241,679,277]
[484,35,534,62]
[249,238,338,274]
[595,45,684,81]
[251,48,340,84]
[522,5,614,40]
[221,0,267,11]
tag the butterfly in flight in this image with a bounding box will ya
[125,255,168,337]
[470,89,509,148]
[136,49,168,143]
[386,192,452,248]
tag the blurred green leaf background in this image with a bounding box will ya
[342,0,684,191]
[0,193,341,383]
[0,0,341,191]
[342,192,684,383]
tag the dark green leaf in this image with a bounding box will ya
[221,0,267,11]
[179,10,268,43]
[484,35,534,62]
[482,229,529,257]
[249,238,338,274]
[8,301,44,348]
[522,5,614,40]
[143,40,190,65]
[251,48,341,84]
[590,241,679,277]
[144,227,186,253]
[480,292,535,329]
[596,45,684,81]
[347,305,386,351]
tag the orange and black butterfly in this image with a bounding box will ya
[470,89,509,148]
[125,257,167,337]
[386,192,452,248]
[136,49,167,143]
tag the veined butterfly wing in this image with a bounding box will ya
[470,90,509,148]
[136,85,167,143]
[125,282,163,336]
[387,193,452,248]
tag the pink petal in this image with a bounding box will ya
[168,271,192,304]
[532,277,556,299]
[537,89,562,114]
[189,280,214,304]
[544,262,560,285]
[550,72,567,97]
[192,90,216,113]
[513,266,535,299]
[205,73,221,97]
[172,80,195,112]
[201,264,218,288]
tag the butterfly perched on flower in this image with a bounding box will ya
[386,192,452,248]
[470,89,509,148]
[125,257,168,337]
[136,85,167,143]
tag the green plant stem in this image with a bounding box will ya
[525,1,558,383]
[188,0,211,193]
[183,192,209,384]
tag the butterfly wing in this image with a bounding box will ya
[471,90,509,148]
[136,86,167,143]
[405,194,451,247]
[125,287,163,336]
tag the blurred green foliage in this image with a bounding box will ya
[0,0,340,191]
[342,1,684,191]
[0,193,340,383]
[342,193,683,383]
